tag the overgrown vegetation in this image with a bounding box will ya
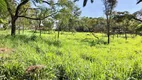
[0,31,142,79]
[1,0,142,80]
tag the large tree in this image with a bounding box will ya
[1,0,60,36]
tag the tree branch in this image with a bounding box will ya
[18,11,58,20]
[4,0,13,17]
[15,0,29,17]
[42,1,50,4]
[137,0,142,4]
[132,16,142,22]
[19,8,29,15]
[42,1,58,5]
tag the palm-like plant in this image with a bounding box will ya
[137,0,142,4]
[83,0,94,7]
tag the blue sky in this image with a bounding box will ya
[76,0,142,17]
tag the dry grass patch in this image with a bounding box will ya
[0,48,14,54]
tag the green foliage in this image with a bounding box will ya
[42,18,54,30]
[103,0,117,15]
[0,19,6,24]
[0,0,7,13]
[0,61,24,79]
[136,24,142,32]
[90,38,107,46]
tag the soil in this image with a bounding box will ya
[0,48,14,54]
[25,65,45,73]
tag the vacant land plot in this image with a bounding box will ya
[0,30,142,80]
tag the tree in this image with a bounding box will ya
[42,18,54,32]
[1,0,58,36]
[114,11,138,39]
[77,17,90,32]
[55,8,71,39]
[129,19,139,37]
[136,23,142,35]
[132,11,142,22]
[35,7,51,37]
[102,0,117,44]
[95,17,106,33]
[68,6,81,33]
[54,0,78,39]
[81,0,117,44]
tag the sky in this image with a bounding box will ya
[75,0,142,17]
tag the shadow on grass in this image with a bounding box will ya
[27,30,54,34]
[0,34,62,48]
[129,62,142,79]
[3,35,38,43]
[81,54,95,63]
[81,38,107,46]
[55,64,69,80]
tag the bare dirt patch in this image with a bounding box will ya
[0,48,14,54]
[25,65,46,73]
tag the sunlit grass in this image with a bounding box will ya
[0,30,142,79]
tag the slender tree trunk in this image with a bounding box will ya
[18,27,20,34]
[58,26,60,39]
[23,26,24,34]
[124,31,127,40]
[106,15,110,44]
[34,26,37,33]
[112,31,114,39]
[135,30,137,36]
[124,27,127,40]
[39,20,42,37]
[117,32,119,38]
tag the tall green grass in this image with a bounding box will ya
[0,30,142,80]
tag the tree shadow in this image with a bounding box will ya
[0,34,62,48]
[3,35,38,43]
[81,38,107,46]
[27,30,53,34]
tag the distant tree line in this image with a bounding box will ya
[0,0,142,44]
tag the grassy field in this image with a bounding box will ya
[0,30,142,80]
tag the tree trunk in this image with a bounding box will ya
[124,31,127,40]
[135,30,137,36]
[39,20,41,37]
[58,26,60,39]
[124,27,127,40]
[11,17,17,36]
[106,15,110,44]
[117,32,118,38]
[34,26,37,33]
[18,27,20,34]
[23,26,24,34]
